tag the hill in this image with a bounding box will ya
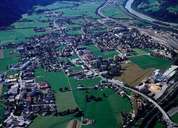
[133,0,178,23]
[0,0,59,28]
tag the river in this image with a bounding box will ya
[125,0,178,27]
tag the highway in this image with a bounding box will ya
[107,79,177,128]
[94,0,178,127]
[141,82,178,127]
[125,0,178,28]
[73,42,176,127]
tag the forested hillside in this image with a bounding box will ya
[0,0,58,27]
[133,0,178,23]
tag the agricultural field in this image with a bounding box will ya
[64,87,131,128]
[1,0,176,127]
[154,122,166,128]
[129,48,149,57]
[0,102,5,124]
[33,67,132,128]
[0,12,48,44]
[58,0,102,18]
[28,116,73,128]
[171,113,178,124]
[116,63,153,86]
[82,93,131,128]
[85,44,118,59]
[129,55,172,70]
[0,49,19,72]
[35,69,69,91]
[0,0,105,44]
[66,27,82,36]
[37,0,103,18]
[55,91,78,112]
[102,2,129,19]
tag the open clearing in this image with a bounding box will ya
[35,69,69,91]
[85,44,118,59]
[28,116,73,128]
[129,55,172,70]
[55,91,78,112]
[171,113,178,124]
[0,49,19,72]
[0,13,48,44]
[83,93,131,128]
[116,63,153,86]
[33,68,132,128]
[154,121,166,128]
[0,49,3,59]
[102,1,129,19]
[67,120,80,128]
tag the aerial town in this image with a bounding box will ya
[0,0,178,128]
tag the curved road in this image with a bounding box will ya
[95,0,177,127]
[125,0,178,28]
[107,79,177,128]
[168,107,178,117]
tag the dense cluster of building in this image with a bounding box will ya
[94,27,175,59]
[2,64,56,127]
[0,7,178,127]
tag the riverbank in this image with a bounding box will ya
[124,0,178,28]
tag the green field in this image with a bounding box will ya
[58,0,102,18]
[168,6,178,13]
[33,68,132,128]
[102,3,129,19]
[86,44,118,59]
[35,69,69,91]
[28,116,72,128]
[129,55,172,70]
[129,48,149,56]
[55,91,78,112]
[0,102,5,124]
[1,0,135,127]
[83,93,131,128]
[67,76,131,128]
[0,12,48,44]
[0,49,19,72]
[37,0,103,18]
[154,121,166,128]
[0,84,8,124]
[66,27,82,36]
[0,0,105,44]
[171,113,178,124]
